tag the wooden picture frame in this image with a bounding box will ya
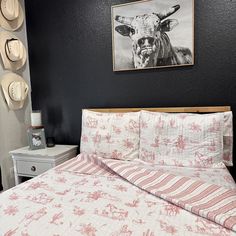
[112,0,194,71]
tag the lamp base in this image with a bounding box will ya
[46,137,55,148]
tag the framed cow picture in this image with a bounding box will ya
[112,0,194,71]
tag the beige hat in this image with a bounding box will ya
[0,0,24,31]
[1,72,29,110]
[0,31,27,70]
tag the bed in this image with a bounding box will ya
[0,106,235,236]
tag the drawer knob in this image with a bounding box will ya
[31,166,36,172]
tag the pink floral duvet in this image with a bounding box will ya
[0,154,235,236]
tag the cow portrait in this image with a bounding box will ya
[112,0,194,71]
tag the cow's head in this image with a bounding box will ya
[115,5,180,68]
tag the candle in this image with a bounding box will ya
[31,111,42,127]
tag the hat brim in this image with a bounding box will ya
[0,0,24,31]
[0,31,27,71]
[1,72,29,110]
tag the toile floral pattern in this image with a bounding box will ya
[0,153,235,236]
[80,110,140,160]
[139,111,225,168]
[223,112,233,166]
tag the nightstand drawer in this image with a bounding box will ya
[16,160,52,176]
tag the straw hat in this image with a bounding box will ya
[0,0,24,31]
[0,31,27,70]
[1,72,29,110]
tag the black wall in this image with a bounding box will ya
[25,1,236,152]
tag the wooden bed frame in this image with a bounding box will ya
[87,106,231,113]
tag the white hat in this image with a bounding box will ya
[0,0,24,31]
[0,31,27,70]
[1,72,29,110]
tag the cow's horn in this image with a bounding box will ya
[115,15,134,25]
[156,5,180,20]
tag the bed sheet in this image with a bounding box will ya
[0,154,235,236]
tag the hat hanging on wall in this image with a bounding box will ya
[1,72,29,110]
[0,31,27,70]
[0,0,24,31]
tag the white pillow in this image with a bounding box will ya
[80,110,140,160]
[139,111,224,168]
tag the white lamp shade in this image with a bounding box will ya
[31,111,42,127]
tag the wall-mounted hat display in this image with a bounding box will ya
[0,0,24,31]
[0,31,27,70]
[1,72,29,110]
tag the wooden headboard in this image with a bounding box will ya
[87,106,231,113]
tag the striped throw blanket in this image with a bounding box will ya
[57,154,236,232]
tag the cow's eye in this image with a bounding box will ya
[130,28,135,35]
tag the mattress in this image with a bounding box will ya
[0,153,235,236]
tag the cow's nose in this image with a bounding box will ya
[138,37,154,47]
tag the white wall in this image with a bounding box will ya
[0,0,31,190]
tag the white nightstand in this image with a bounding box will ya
[10,145,77,185]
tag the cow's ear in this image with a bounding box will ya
[115,25,132,37]
[161,19,178,32]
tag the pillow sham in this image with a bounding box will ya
[223,111,233,166]
[139,111,224,168]
[80,110,140,160]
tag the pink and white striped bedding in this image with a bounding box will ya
[0,153,235,236]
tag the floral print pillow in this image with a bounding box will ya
[139,111,224,168]
[80,110,140,160]
[223,111,233,166]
